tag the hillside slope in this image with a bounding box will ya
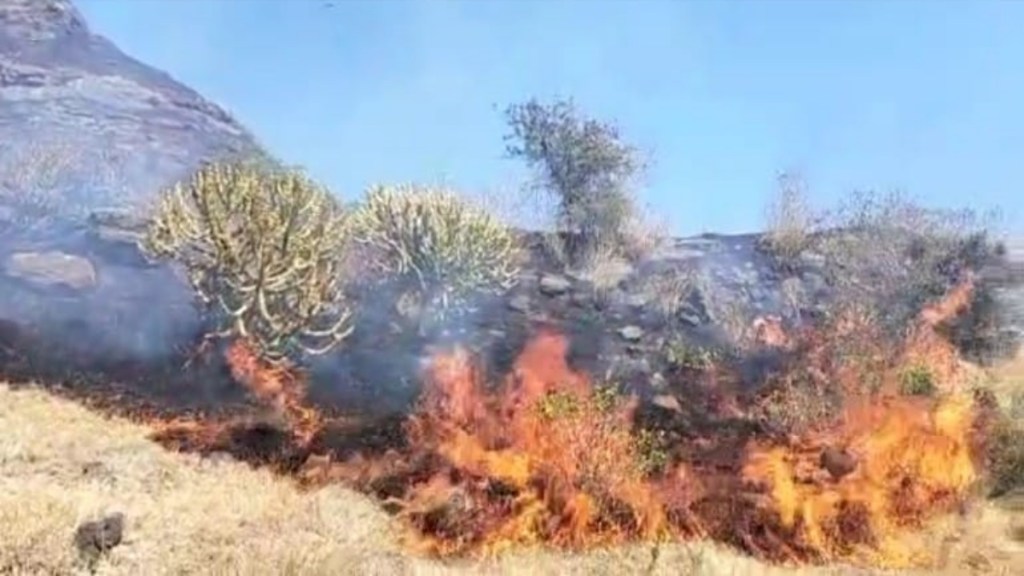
[3,382,1021,575]
[0,0,264,223]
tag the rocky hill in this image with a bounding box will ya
[0,0,264,374]
[0,0,264,224]
[1,0,1023,424]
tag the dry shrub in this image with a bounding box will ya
[619,204,670,262]
[635,268,698,320]
[815,191,1000,335]
[758,181,1003,355]
[986,415,1024,497]
[760,172,817,271]
[0,138,130,227]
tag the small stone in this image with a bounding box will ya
[962,552,992,571]
[570,291,593,307]
[506,294,531,313]
[80,461,115,484]
[618,325,644,342]
[679,312,701,326]
[652,394,682,413]
[820,447,857,481]
[74,512,124,561]
[650,372,668,390]
[624,293,649,309]
[801,251,827,268]
[538,274,572,296]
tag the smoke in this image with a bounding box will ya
[0,221,202,362]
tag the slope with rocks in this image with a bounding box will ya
[0,0,265,224]
[0,0,1021,420]
[0,0,266,360]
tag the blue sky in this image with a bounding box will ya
[76,0,1024,235]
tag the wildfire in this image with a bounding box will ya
[223,340,322,446]
[127,279,994,569]
[742,393,978,566]
[396,330,699,556]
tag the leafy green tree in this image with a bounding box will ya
[503,97,644,265]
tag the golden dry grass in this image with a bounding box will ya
[1,382,1022,575]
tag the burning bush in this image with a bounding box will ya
[814,191,1001,336]
[134,275,1003,569]
[391,330,693,555]
[142,161,355,363]
[351,184,519,330]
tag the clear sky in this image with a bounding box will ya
[75,0,1024,235]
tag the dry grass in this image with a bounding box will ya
[1,382,1022,575]
[761,173,816,269]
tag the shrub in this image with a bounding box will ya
[814,190,1002,340]
[632,428,670,476]
[759,172,816,272]
[503,97,646,266]
[899,364,937,396]
[987,416,1024,497]
[351,184,519,325]
[663,338,717,371]
[142,161,355,363]
[536,389,583,421]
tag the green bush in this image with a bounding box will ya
[663,338,718,371]
[503,98,645,266]
[899,364,937,396]
[351,184,519,324]
[142,161,355,363]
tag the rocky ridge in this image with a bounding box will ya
[0,0,264,223]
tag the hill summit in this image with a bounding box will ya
[0,0,264,223]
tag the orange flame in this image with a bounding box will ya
[224,340,322,446]
[132,280,992,569]
[743,394,978,566]
[400,329,696,556]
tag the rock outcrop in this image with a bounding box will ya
[0,0,265,223]
[0,0,265,361]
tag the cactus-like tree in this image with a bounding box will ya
[352,184,519,325]
[142,161,355,363]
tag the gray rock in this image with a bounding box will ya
[678,310,702,326]
[624,293,649,310]
[73,512,124,562]
[538,273,572,296]
[0,0,265,223]
[801,250,828,268]
[3,250,97,290]
[650,372,668,391]
[506,294,531,313]
[618,325,644,342]
[570,290,594,308]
